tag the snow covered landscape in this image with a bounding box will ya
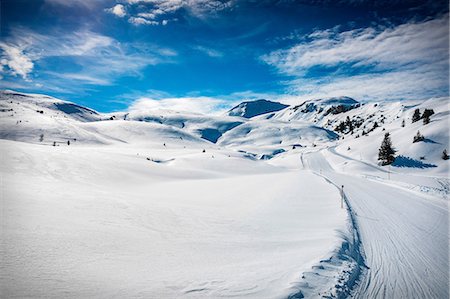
[1,90,448,298]
[1,1,449,298]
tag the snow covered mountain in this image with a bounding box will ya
[1,90,448,171]
[1,89,449,299]
[227,99,289,118]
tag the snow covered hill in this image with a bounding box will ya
[227,99,289,118]
[1,89,449,298]
[272,96,449,175]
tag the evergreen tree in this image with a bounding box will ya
[39,134,44,142]
[421,109,434,119]
[335,121,345,133]
[412,109,421,123]
[413,131,425,143]
[422,109,434,125]
[378,133,396,165]
[345,116,353,131]
[442,149,449,160]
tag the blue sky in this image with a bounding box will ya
[1,0,448,112]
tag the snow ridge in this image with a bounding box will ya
[288,168,367,299]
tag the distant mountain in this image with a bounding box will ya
[227,99,288,118]
[1,90,448,174]
[273,96,360,123]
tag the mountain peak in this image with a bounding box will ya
[228,99,289,118]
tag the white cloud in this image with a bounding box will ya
[193,45,223,58]
[263,16,448,74]
[45,72,113,86]
[0,42,34,80]
[44,0,107,10]
[262,15,449,101]
[129,17,159,26]
[1,28,177,89]
[106,4,127,18]
[118,0,234,26]
[129,96,229,114]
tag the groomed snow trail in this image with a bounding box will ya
[304,150,449,299]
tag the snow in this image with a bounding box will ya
[1,139,347,298]
[304,149,449,298]
[1,90,449,298]
[227,99,289,118]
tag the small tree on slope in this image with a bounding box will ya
[378,133,396,165]
[442,149,449,160]
[412,109,421,123]
[413,131,425,143]
[422,109,434,125]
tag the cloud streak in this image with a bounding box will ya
[108,0,235,26]
[262,15,449,101]
[0,28,177,90]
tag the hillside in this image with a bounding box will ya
[227,99,289,118]
[1,90,449,299]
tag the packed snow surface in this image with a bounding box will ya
[1,90,449,298]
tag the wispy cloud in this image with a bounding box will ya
[108,0,235,26]
[0,27,177,90]
[262,15,449,101]
[192,45,223,58]
[129,17,160,25]
[129,96,229,114]
[0,42,34,80]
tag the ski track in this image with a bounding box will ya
[304,149,449,299]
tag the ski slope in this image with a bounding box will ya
[1,90,449,298]
[1,139,349,298]
[304,149,449,298]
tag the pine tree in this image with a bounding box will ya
[442,149,449,160]
[39,134,44,142]
[413,131,424,143]
[378,133,396,165]
[422,109,434,125]
[412,109,421,123]
[345,116,353,132]
[421,109,434,119]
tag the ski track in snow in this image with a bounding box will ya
[304,149,449,299]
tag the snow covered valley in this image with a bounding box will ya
[1,90,448,298]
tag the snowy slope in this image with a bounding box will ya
[304,148,448,299]
[227,99,288,118]
[333,97,449,175]
[274,96,360,124]
[124,108,244,143]
[219,118,338,156]
[1,139,347,299]
[1,90,449,298]
[273,96,449,175]
[0,90,111,144]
